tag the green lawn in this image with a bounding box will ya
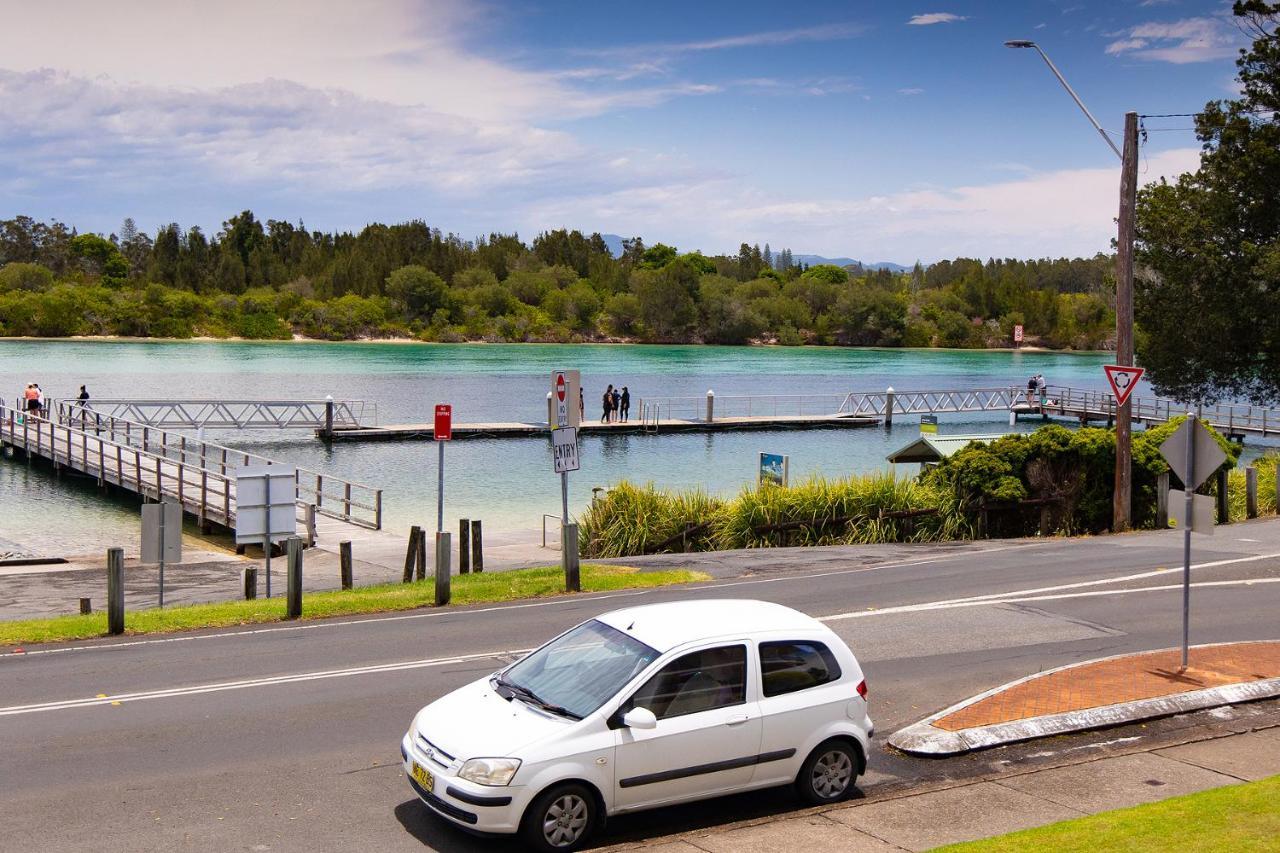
[931,774,1280,853]
[0,564,709,647]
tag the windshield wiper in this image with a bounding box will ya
[492,675,581,720]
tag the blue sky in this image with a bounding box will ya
[0,1,1247,262]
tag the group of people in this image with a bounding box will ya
[17,384,90,418]
[1025,373,1047,407]
[600,384,631,423]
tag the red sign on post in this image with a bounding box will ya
[1103,365,1145,407]
[1013,324,1024,344]
[434,404,452,441]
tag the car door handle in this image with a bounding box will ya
[725,714,751,726]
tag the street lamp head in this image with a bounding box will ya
[1004,39,1036,48]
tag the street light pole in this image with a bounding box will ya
[1006,39,1137,531]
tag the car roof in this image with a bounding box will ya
[595,599,826,653]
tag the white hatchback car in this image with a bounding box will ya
[401,599,873,851]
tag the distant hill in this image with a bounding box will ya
[597,235,908,272]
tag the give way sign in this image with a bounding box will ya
[1103,365,1145,407]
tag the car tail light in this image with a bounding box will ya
[855,679,867,699]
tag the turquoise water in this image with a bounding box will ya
[0,340,1165,556]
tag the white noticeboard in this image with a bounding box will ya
[235,465,298,545]
[551,369,582,429]
[552,427,580,473]
[141,502,183,564]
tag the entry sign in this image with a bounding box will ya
[552,427,580,473]
[1103,365,1145,407]
[551,370,581,429]
[434,404,452,441]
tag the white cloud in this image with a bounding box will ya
[520,149,1203,262]
[1106,17,1241,63]
[898,87,926,95]
[907,13,968,26]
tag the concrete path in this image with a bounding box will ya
[610,726,1280,852]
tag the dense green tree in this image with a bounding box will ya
[386,265,448,320]
[1134,1,1280,402]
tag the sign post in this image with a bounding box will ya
[1158,414,1227,671]
[141,500,182,607]
[757,452,789,487]
[435,404,452,533]
[1104,364,1145,532]
[235,465,297,598]
[1013,324,1023,347]
[551,370,582,592]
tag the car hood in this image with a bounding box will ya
[414,674,573,760]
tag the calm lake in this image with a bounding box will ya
[1,340,1159,557]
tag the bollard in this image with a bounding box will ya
[339,540,353,590]
[107,547,125,635]
[434,531,452,606]
[79,597,92,615]
[1157,471,1170,528]
[1216,468,1229,524]
[459,518,471,574]
[403,526,421,583]
[563,523,581,592]
[286,537,303,619]
[705,390,715,423]
[305,504,317,547]
[416,530,427,582]
[471,519,484,573]
[1247,467,1259,519]
[884,387,895,428]
[546,392,554,428]
[324,395,334,440]
[244,567,258,600]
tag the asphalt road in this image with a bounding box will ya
[4,521,1280,852]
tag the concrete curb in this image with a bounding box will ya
[889,641,1280,756]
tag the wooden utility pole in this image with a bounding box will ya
[1113,111,1139,531]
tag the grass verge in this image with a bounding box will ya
[931,774,1280,853]
[0,564,709,647]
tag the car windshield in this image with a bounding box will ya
[498,619,659,719]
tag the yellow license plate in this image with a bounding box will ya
[411,761,434,793]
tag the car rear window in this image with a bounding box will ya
[759,641,842,697]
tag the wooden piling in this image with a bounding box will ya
[1156,471,1170,528]
[339,540,353,590]
[403,526,421,583]
[1216,469,1229,524]
[107,548,124,635]
[563,523,580,592]
[79,597,92,615]
[286,537,302,619]
[459,518,471,574]
[244,567,258,600]
[471,520,484,573]
[1246,467,1258,519]
[415,530,427,582]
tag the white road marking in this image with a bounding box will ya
[2,550,1004,659]
[0,648,530,717]
[819,552,1280,621]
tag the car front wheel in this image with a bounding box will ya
[520,783,599,852]
[796,739,860,805]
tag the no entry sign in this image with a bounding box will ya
[550,369,581,429]
[434,404,452,441]
[1103,365,1145,407]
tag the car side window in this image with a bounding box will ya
[625,645,746,720]
[759,641,842,697]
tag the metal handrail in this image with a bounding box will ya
[49,407,383,529]
[54,398,370,430]
[542,514,562,549]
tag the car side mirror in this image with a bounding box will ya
[621,707,657,730]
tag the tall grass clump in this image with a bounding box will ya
[581,482,724,558]
[713,473,968,548]
[1227,454,1278,523]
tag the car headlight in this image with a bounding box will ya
[458,757,522,787]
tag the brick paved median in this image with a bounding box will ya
[936,641,1280,731]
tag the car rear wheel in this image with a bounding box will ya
[796,739,859,805]
[520,783,598,852]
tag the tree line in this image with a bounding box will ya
[0,211,1115,348]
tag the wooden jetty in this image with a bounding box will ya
[1,402,383,533]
